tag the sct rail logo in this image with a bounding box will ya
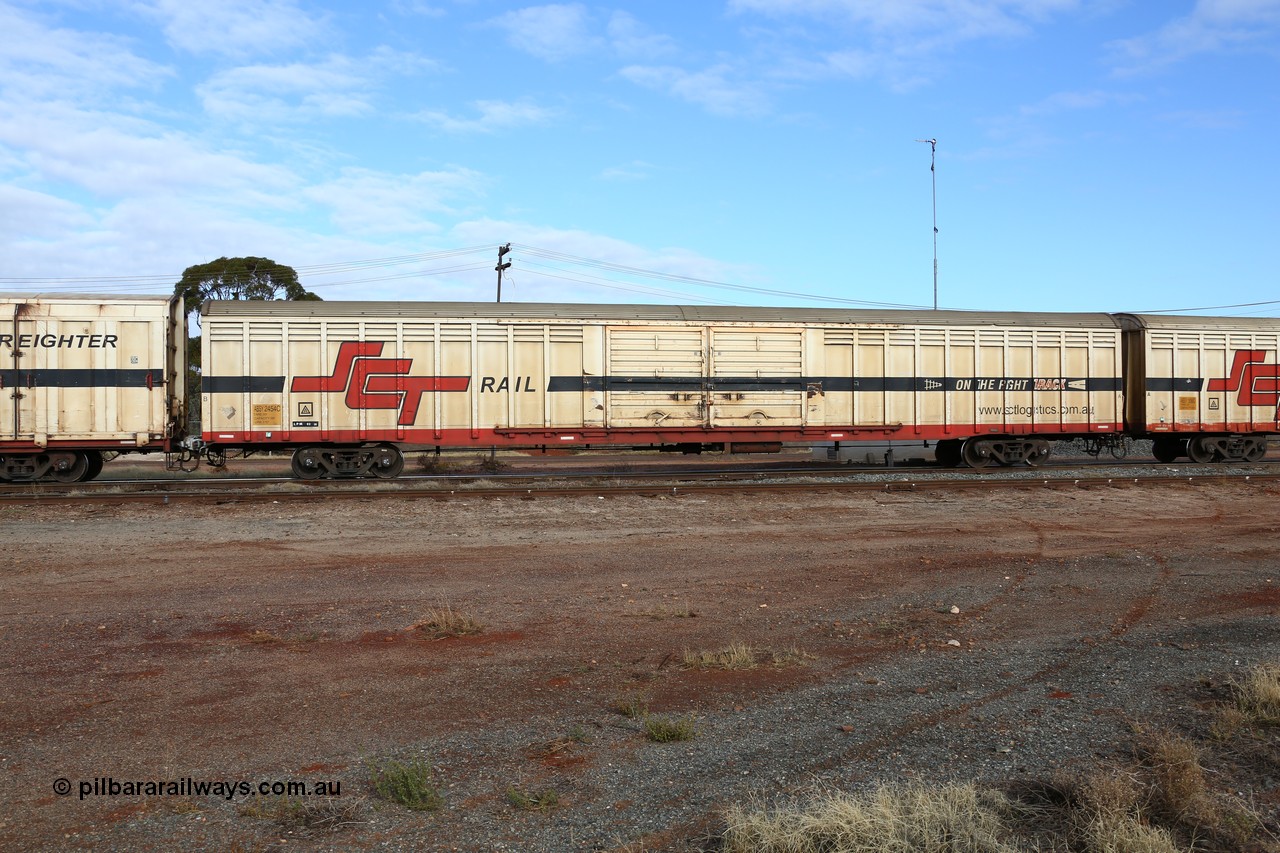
[291,341,470,426]
[1208,350,1280,419]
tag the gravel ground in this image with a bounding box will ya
[1,474,1277,851]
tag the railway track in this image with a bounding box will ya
[3,458,1278,504]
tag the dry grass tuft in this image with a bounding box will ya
[1234,662,1280,725]
[612,691,650,719]
[1077,809,1181,853]
[1208,705,1249,741]
[414,453,453,473]
[682,642,811,671]
[1071,770,1180,853]
[722,782,1017,853]
[769,645,815,667]
[643,714,696,743]
[683,642,758,670]
[506,786,560,812]
[1139,732,1214,826]
[412,603,483,639]
[240,796,365,833]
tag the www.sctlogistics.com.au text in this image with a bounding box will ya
[57,777,342,801]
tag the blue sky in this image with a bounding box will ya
[1,0,1278,315]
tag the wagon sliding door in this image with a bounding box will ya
[605,327,707,428]
[709,328,805,427]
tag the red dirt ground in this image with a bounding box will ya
[1,478,1277,850]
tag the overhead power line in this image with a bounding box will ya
[1135,299,1280,314]
[513,244,928,309]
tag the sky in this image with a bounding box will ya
[1,0,1278,316]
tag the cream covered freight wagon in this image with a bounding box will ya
[201,301,1125,478]
[1119,314,1280,463]
[0,293,187,481]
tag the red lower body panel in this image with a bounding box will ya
[204,423,1127,448]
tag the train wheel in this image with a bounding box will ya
[1024,440,1051,467]
[961,440,994,469]
[48,452,90,483]
[1186,437,1217,464]
[1244,438,1266,463]
[1151,437,1183,463]
[934,440,962,468]
[290,447,326,480]
[80,451,104,482]
[370,445,404,479]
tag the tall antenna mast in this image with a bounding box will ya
[915,138,938,309]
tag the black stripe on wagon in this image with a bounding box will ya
[549,376,1124,392]
[1146,378,1206,391]
[0,368,163,388]
[550,376,814,392]
[202,376,287,393]
[198,374,1127,395]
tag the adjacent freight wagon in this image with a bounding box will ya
[200,301,1130,478]
[1117,313,1279,463]
[0,293,187,481]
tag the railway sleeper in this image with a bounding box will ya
[290,444,405,480]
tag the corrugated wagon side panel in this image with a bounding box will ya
[2,296,177,448]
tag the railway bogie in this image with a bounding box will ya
[288,444,405,480]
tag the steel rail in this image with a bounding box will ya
[2,468,1276,506]
[7,456,1279,495]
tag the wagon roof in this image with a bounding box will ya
[202,300,1125,328]
[1114,313,1280,332]
[0,293,177,303]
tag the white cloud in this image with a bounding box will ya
[619,64,771,117]
[728,0,1080,38]
[144,0,329,59]
[973,87,1140,156]
[1156,107,1247,129]
[197,48,437,122]
[606,11,678,60]
[0,3,171,101]
[304,167,489,235]
[487,5,678,63]
[390,0,448,17]
[1017,88,1140,115]
[489,3,598,62]
[727,0,1084,90]
[598,160,656,181]
[0,103,296,201]
[199,58,364,121]
[1108,0,1280,74]
[0,185,95,240]
[415,99,558,133]
[449,219,758,304]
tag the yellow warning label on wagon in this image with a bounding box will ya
[1178,396,1197,412]
[252,403,282,426]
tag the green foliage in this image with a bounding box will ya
[175,256,319,425]
[174,256,319,319]
[643,714,696,743]
[368,758,442,812]
[506,786,560,812]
